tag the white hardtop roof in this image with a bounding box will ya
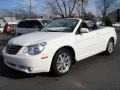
[22,19,51,21]
[7,22,18,24]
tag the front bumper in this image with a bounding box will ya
[2,48,53,73]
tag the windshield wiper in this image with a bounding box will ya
[46,30,61,32]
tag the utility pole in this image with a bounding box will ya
[81,0,84,17]
[29,0,32,18]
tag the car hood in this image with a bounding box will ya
[9,32,71,46]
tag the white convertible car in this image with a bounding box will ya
[2,18,117,76]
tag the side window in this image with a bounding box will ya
[76,22,89,34]
[17,20,43,29]
[33,20,43,29]
[87,21,98,31]
[81,22,89,29]
[17,21,34,28]
[41,20,51,26]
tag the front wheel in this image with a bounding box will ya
[51,49,72,76]
[104,39,114,55]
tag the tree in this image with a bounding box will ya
[76,0,88,17]
[83,11,95,20]
[104,17,112,26]
[96,0,117,20]
[47,0,77,18]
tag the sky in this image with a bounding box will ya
[0,0,48,13]
[0,0,120,16]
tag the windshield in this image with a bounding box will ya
[41,20,51,26]
[40,19,78,32]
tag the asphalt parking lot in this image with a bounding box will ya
[0,30,120,90]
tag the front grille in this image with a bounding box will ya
[6,44,22,55]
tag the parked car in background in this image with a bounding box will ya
[112,22,120,31]
[16,19,51,35]
[3,22,18,35]
[96,21,102,26]
[113,22,120,27]
[2,18,117,76]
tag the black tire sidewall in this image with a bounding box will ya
[51,48,72,76]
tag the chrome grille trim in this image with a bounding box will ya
[6,44,22,54]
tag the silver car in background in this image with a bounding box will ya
[16,19,51,35]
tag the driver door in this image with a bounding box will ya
[74,22,100,61]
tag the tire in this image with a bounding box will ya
[51,49,72,76]
[105,39,114,55]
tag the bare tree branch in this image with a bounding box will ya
[76,0,88,17]
[55,0,64,17]
[96,0,117,19]
[47,0,77,18]
[69,0,77,17]
[61,0,67,17]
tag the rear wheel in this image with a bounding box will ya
[105,39,114,55]
[51,49,72,76]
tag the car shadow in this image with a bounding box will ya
[0,55,59,79]
[0,53,107,80]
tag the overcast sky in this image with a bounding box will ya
[0,0,120,16]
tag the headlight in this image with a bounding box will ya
[23,42,47,55]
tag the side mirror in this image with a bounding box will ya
[81,28,89,33]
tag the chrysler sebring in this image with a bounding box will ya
[2,19,117,76]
